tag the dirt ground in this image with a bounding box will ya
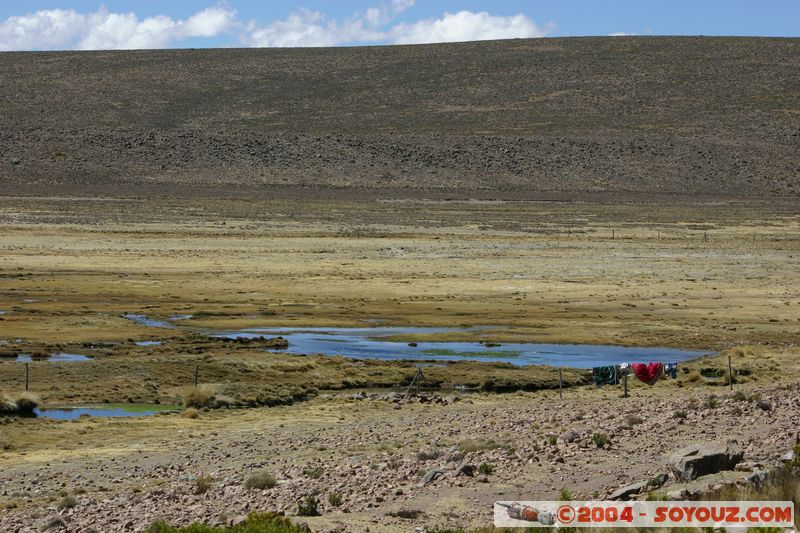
[1,195,799,531]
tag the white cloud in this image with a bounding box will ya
[0,2,551,51]
[0,5,237,51]
[241,1,417,48]
[609,32,635,36]
[389,11,549,45]
[243,4,549,48]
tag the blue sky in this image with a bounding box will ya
[1,1,798,51]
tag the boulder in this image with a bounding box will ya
[422,468,444,484]
[669,440,744,481]
[608,480,647,501]
[456,463,475,477]
[756,401,772,412]
[624,415,644,426]
[561,430,580,443]
[648,473,669,489]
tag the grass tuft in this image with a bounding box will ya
[297,494,321,517]
[0,391,39,415]
[592,433,609,448]
[303,466,324,479]
[194,475,213,495]
[327,492,343,507]
[244,471,277,491]
[146,512,309,532]
[182,384,217,409]
[459,438,499,454]
[57,494,78,510]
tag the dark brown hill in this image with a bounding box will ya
[2,37,799,199]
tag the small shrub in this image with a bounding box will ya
[0,391,39,415]
[416,448,441,461]
[146,512,308,532]
[244,471,277,490]
[674,410,688,420]
[43,516,66,531]
[194,475,213,495]
[14,392,39,414]
[547,435,558,446]
[297,494,321,517]
[458,438,499,454]
[182,384,217,409]
[748,392,762,402]
[558,488,572,501]
[182,408,199,419]
[478,462,493,475]
[327,492,343,507]
[387,509,424,519]
[733,390,747,401]
[706,396,719,409]
[57,494,78,510]
[592,433,609,448]
[303,466,324,479]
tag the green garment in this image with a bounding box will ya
[592,365,620,387]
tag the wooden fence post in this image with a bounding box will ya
[623,373,628,398]
[559,368,563,401]
[728,355,733,391]
[25,362,29,392]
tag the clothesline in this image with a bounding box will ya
[592,362,678,387]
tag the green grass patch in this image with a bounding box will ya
[146,512,307,532]
[99,403,181,413]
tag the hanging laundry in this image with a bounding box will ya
[664,362,678,379]
[619,362,632,376]
[632,362,664,385]
[592,365,620,387]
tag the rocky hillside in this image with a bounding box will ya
[1,37,799,198]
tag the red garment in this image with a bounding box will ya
[632,362,664,385]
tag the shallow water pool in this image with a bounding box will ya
[34,404,179,420]
[13,352,92,363]
[123,313,175,329]
[216,327,708,368]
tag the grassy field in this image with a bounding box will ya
[1,196,798,407]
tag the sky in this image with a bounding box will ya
[0,1,798,51]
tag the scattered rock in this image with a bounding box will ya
[648,473,669,489]
[608,480,647,501]
[624,415,644,426]
[457,464,475,477]
[422,468,444,484]
[670,440,744,481]
[779,448,796,464]
[561,430,580,443]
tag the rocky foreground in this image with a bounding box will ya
[1,383,798,532]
